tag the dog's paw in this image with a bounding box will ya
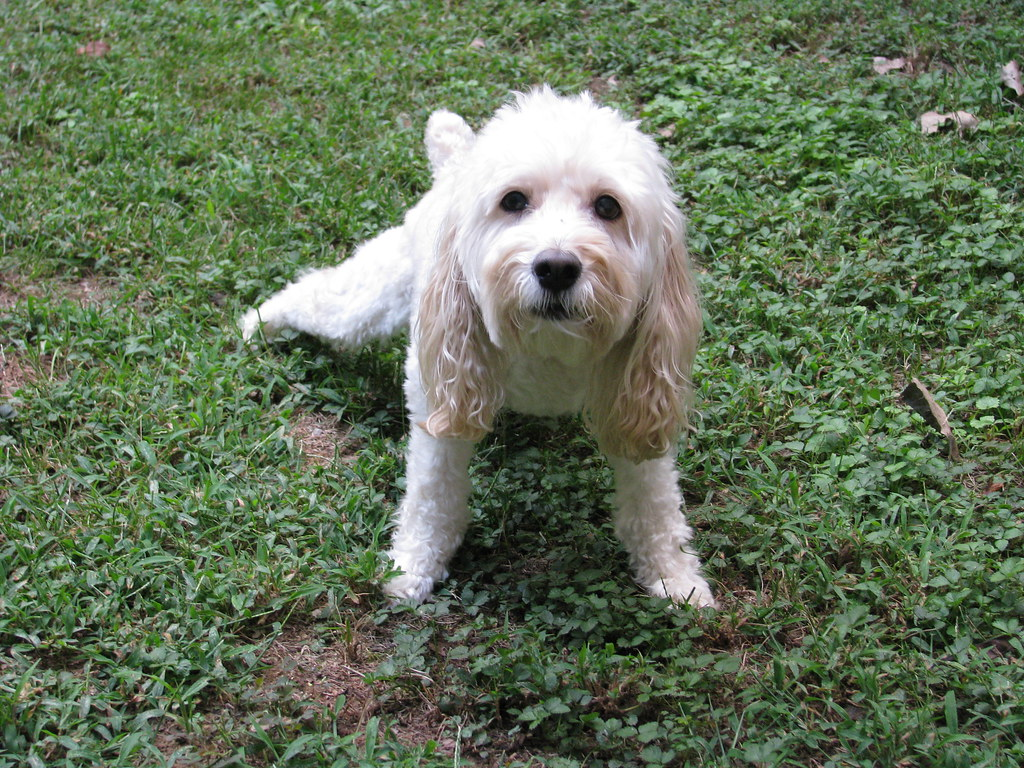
[382,572,436,604]
[646,574,718,609]
[240,308,263,343]
[240,307,282,344]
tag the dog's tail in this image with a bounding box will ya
[240,225,414,348]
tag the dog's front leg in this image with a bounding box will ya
[383,425,476,603]
[609,454,717,608]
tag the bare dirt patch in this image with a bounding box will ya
[145,618,461,766]
[259,623,380,722]
[288,411,359,468]
[65,276,116,304]
[261,622,452,744]
[0,347,35,399]
[0,283,20,312]
[0,271,118,308]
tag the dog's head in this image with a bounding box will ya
[418,88,701,462]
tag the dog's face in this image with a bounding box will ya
[418,89,700,461]
[445,90,676,357]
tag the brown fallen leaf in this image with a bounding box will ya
[919,110,979,136]
[947,110,978,134]
[873,56,906,75]
[901,378,961,460]
[587,75,619,96]
[1001,60,1023,98]
[919,111,943,133]
[469,37,486,49]
[77,40,111,57]
[982,480,1005,495]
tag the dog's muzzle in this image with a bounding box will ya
[533,249,581,292]
[532,249,581,319]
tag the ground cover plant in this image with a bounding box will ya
[1,0,1022,765]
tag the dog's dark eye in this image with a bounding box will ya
[500,190,529,213]
[594,194,622,221]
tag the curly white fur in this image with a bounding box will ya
[242,88,716,608]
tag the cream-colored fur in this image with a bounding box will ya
[242,88,715,608]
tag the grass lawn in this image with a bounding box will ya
[2,0,1023,765]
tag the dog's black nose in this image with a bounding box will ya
[532,250,581,293]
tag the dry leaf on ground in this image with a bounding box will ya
[1001,60,1023,97]
[901,378,961,460]
[76,40,111,57]
[919,110,979,136]
[873,56,906,75]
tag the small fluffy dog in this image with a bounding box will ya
[242,87,716,608]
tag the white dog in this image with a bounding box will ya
[242,87,716,608]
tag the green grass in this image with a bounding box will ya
[2,0,1023,765]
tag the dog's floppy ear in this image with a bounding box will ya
[588,203,701,463]
[425,110,475,178]
[416,224,504,443]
